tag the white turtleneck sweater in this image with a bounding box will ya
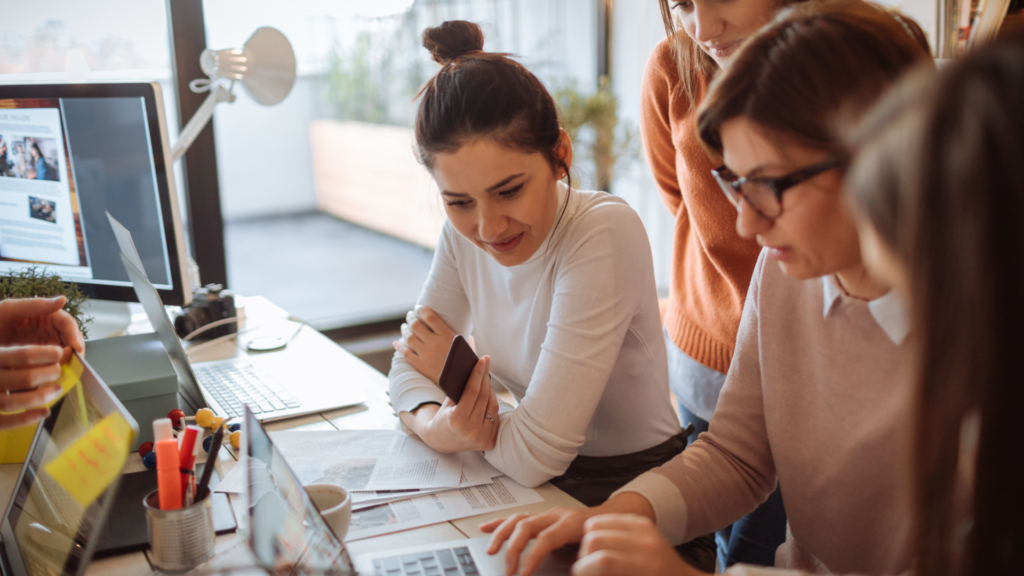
[388,185,681,487]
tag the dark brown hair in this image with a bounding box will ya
[656,0,811,108]
[414,20,567,183]
[847,36,1024,576]
[695,0,930,160]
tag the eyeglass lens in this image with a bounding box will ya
[714,171,782,218]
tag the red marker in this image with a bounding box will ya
[156,439,181,510]
[178,426,202,503]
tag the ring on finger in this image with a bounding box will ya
[485,413,496,424]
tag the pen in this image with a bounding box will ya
[156,438,181,510]
[178,426,201,505]
[191,432,203,495]
[195,426,225,501]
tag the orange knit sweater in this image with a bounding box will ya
[641,38,762,374]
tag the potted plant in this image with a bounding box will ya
[0,266,89,338]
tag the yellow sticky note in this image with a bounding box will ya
[0,355,86,464]
[43,412,132,508]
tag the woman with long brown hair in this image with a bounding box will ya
[844,35,1024,576]
[388,19,727,568]
[642,0,815,565]
[481,3,931,575]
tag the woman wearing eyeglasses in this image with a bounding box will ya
[481,3,932,575]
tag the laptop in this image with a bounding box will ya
[108,213,366,421]
[0,352,139,576]
[242,407,574,575]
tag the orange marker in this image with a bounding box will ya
[156,439,182,510]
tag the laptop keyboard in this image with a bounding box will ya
[373,547,479,576]
[194,362,301,418]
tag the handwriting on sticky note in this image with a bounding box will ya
[43,412,132,507]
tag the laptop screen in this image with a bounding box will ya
[244,407,354,575]
[0,353,137,576]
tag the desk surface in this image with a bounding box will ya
[0,296,582,574]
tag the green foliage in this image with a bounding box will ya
[326,31,397,125]
[554,77,640,193]
[0,267,89,338]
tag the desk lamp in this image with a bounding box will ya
[171,27,296,161]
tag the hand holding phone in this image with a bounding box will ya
[438,335,478,403]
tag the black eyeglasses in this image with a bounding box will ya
[711,158,840,218]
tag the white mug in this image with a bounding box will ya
[304,483,352,541]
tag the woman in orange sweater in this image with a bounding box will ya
[643,0,800,567]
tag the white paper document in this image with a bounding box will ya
[214,463,245,494]
[269,430,464,491]
[350,453,496,510]
[346,476,544,541]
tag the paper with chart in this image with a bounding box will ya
[346,475,544,541]
[268,430,464,491]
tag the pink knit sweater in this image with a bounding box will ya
[618,251,915,574]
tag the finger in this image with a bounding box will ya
[0,383,63,412]
[484,513,530,553]
[571,550,633,576]
[0,364,63,392]
[404,333,427,354]
[579,529,640,557]
[0,345,63,369]
[407,317,435,340]
[0,407,50,431]
[583,514,652,534]
[413,306,447,335]
[394,340,417,359]
[466,357,492,421]
[480,516,507,535]
[451,355,486,412]
[52,310,84,354]
[509,513,572,576]
[0,296,65,323]
[406,309,436,336]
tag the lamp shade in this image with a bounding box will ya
[173,27,296,162]
[200,27,296,106]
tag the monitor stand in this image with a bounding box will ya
[83,300,132,340]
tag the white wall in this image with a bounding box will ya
[210,75,319,220]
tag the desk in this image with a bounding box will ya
[0,296,582,574]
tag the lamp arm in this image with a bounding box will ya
[171,84,234,162]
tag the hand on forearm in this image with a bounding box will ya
[399,357,499,453]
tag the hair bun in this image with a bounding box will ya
[422,21,485,64]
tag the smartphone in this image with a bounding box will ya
[438,335,478,403]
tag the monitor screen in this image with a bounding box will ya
[0,353,138,576]
[0,83,188,305]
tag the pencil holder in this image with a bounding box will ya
[144,489,216,573]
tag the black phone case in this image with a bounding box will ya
[438,335,478,403]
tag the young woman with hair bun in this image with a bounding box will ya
[389,20,714,570]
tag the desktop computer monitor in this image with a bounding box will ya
[0,82,191,309]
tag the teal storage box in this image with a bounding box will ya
[85,332,180,451]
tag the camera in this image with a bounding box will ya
[174,284,237,340]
